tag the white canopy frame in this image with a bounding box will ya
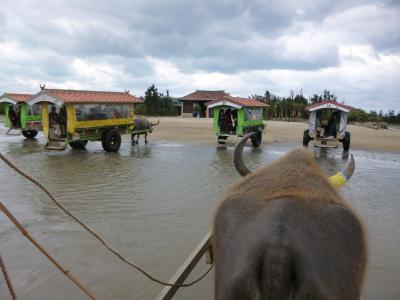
[308,110,348,139]
[0,98,17,105]
[29,93,64,106]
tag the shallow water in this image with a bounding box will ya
[0,128,399,299]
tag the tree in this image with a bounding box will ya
[143,84,176,116]
[144,84,161,115]
[310,94,322,103]
[289,89,294,100]
[252,89,309,119]
[158,93,174,115]
[348,108,368,122]
[250,89,400,124]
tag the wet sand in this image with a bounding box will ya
[145,117,400,153]
[0,114,399,152]
[1,116,400,299]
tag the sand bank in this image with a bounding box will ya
[1,114,398,152]
[145,117,400,153]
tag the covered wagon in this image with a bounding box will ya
[0,93,42,138]
[29,88,143,152]
[303,100,353,151]
[206,96,268,147]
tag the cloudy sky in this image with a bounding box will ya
[1,0,399,111]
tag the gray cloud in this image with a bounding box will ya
[0,0,399,110]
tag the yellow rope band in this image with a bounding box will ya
[329,172,347,189]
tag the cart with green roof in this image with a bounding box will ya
[206,96,268,147]
[0,93,42,138]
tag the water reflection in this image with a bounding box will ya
[130,145,152,158]
[0,136,399,299]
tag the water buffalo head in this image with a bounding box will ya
[234,132,355,188]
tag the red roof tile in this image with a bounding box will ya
[36,89,143,104]
[181,90,268,108]
[306,100,353,112]
[226,96,269,108]
[206,95,268,108]
[180,90,228,101]
[0,93,33,103]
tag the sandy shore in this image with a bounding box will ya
[1,114,399,152]
[145,117,400,153]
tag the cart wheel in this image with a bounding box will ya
[217,135,227,144]
[102,129,121,152]
[22,130,38,139]
[250,130,262,147]
[342,132,351,151]
[69,140,88,150]
[303,129,310,146]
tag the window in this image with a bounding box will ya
[245,108,263,121]
[27,104,41,116]
[75,104,131,121]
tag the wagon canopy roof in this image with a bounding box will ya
[206,96,269,109]
[180,90,228,102]
[306,100,353,112]
[0,93,33,104]
[29,89,144,106]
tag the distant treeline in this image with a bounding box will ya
[347,108,400,124]
[251,89,400,124]
[135,84,180,116]
[1,86,398,123]
[251,89,309,119]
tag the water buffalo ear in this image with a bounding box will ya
[233,133,255,177]
[329,154,355,188]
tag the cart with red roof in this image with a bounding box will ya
[29,88,144,152]
[303,100,353,151]
[0,93,42,138]
[207,96,268,147]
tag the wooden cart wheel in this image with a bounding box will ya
[21,130,38,139]
[342,132,351,151]
[102,129,121,152]
[250,130,262,147]
[303,129,310,146]
[69,140,88,150]
[217,135,228,144]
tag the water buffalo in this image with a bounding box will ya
[213,133,366,300]
[131,117,159,144]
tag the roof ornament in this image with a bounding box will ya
[125,89,130,94]
[40,84,46,90]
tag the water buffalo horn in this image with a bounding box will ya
[233,132,255,177]
[151,120,160,127]
[342,154,355,180]
[233,133,355,188]
[329,154,355,188]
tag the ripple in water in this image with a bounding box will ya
[0,136,399,299]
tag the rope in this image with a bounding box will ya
[0,152,213,288]
[0,254,18,300]
[0,202,97,300]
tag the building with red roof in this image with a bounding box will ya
[206,95,268,109]
[29,88,143,106]
[179,90,266,118]
[179,90,229,117]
